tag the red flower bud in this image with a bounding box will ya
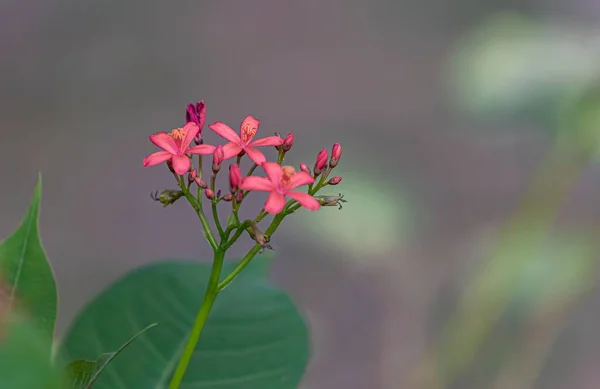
[328,176,342,185]
[282,133,294,152]
[235,191,244,202]
[229,164,241,192]
[222,193,233,202]
[188,169,197,183]
[204,189,214,200]
[300,163,311,174]
[212,145,224,173]
[330,142,342,168]
[194,177,207,189]
[314,148,328,175]
[186,100,206,144]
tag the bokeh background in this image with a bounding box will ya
[3,1,600,388]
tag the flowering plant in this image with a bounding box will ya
[0,100,346,389]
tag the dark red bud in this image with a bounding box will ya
[222,193,233,202]
[282,133,294,152]
[328,176,342,185]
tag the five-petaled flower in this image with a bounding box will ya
[143,122,216,175]
[209,116,283,165]
[240,162,321,214]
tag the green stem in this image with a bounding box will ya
[167,249,225,389]
[209,173,224,237]
[218,213,286,290]
[179,180,219,251]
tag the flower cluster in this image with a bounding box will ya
[143,100,345,250]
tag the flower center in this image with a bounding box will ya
[241,121,257,144]
[279,166,296,190]
[169,128,186,140]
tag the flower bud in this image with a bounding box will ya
[229,164,241,192]
[314,148,328,176]
[282,133,294,152]
[204,189,214,200]
[151,189,184,208]
[212,145,224,173]
[216,189,222,198]
[328,176,342,185]
[186,100,206,145]
[329,142,342,168]
[315,193,347,210]
[222,193,233,202]
[235,191,244,203]
[300,163,311,174]
[274,132,283,151]
[194,177,207,189]
[188,169,197,184]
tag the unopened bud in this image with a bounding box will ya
[315,193,347,210]
[212,145,224,173]
[282,133,294,152]
[235,191,244,202]
[329,142,342,168]
[216,189,222,198]
[186,100,206,145]
[222,193,233,202]
[314,148,328,176]
[204,189,214,200]
[229,164,241,192]
[188,169,197,184]
[150,189,184,207]
[194,177,207,189]
[300,163,311,174]
[328,176,342,185]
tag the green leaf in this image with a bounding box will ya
[0,315,63,389]
[64,323,157,389]
[0,174,57,353]
[60,259,309,389]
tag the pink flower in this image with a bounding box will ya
[143,122,216,175]
[208,116,284,165]
[240,162,320,214]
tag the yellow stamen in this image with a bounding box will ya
[241,121,257,143]
[280,166,296,187]
[169,128,186,140]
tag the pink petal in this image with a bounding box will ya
[209,122,241,144]
[287,191,321,211]
[249,136,284,147]
[289,171,315,189]
[171,154,191,175]
[239,176,274,192]
[188,144,216,155]
[222,142,244,160]
[149,132,178,154]
[264,191,286,214]
[244,147,267,165]
[179,122,200,153]
[143,151,173,167]
[262,162,283,183]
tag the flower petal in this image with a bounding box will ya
[240,176,274,192]
[149,132,178,154]
[171,154,191,175]
[244,147,267,165]
[222,142,243,160]
[179,122,200,153]
[262,162,283,183]
[188,144,216,155]
[264,191,286,214]
[287,191,321,211]
[209,122,241,144]
[289,171,315,189]
[143,151,173,167]
[249,136,284,147]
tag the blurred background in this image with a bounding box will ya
[2,1,600,388]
